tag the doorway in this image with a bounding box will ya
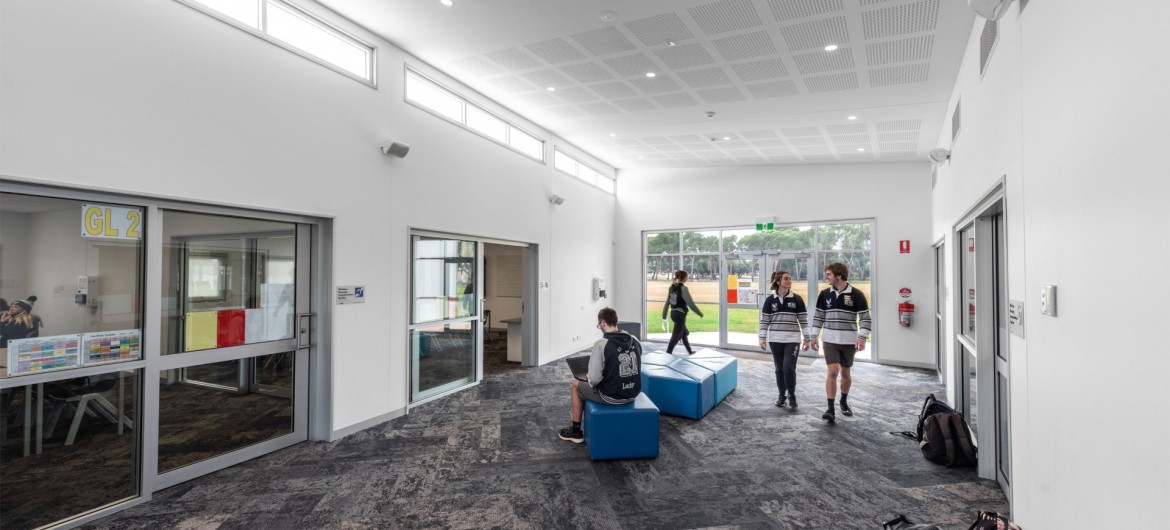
[720,252,814,352]
[482,242,529,376]
[953,193,1010,500]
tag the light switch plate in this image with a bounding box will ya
[1039,285,1057,316]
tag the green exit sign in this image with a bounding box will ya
[755,222,774,231]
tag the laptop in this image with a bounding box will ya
[565,356,589,382]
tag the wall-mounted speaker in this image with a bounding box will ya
[380,140,410,158]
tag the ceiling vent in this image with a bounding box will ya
[951,99,962,143]
[979,19,999,76]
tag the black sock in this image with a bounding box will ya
[826,399,835,411]
[572,421,581,430]
[840,393,848,405]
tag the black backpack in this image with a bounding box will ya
[882,514,942,530]
[892,393,956,442]
[920,412,977,467]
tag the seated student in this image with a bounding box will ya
[0,296,43,348]
[558,307,642,444]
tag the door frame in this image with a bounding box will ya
[718,251,815,352]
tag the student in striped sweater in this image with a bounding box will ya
[758,271,809,408]
[808,263,872,423]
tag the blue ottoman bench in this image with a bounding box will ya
[640,360,715,419]
[680,354,738,404]
[641,351,681,366]
[583,392,659,460]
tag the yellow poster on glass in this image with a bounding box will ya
[185,311,218,351]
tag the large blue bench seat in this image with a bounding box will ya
[639,349,737,419]
[583,392,659,461]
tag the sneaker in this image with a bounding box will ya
[788,394,798,409]
[821,409,836,422]
[557,426,584,443]
[840,401,853,416]
[775,395,787,407]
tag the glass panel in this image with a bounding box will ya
[596,176,615,194]
[578,166,600,186]
[406,72,463,122]
[411,237,476,324]
[158,353,293,473]
[735,225,815,252]
[818,252,873,359]
[996,217,1008,361]
[553,150,577,175]
[997,372,1010,480]
[412,321,476,394]
[961,224,976,339]
[773,256,814,311]
[161,211,297,354]
[682,231,720,253]
[0,194,145,377]
[817,223,872,251]
[725,256,760,347]
[1,369,140,529]
[720,228,755,254]
[645,255,677,342]
[265,1,370,79]
[191,0,260,29]
[466,104,507,143]
[966,348,978,437]
[645,232,680,255]
[508,128,544,161]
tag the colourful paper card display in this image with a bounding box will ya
[185,311,218,351]
[81,329,142,366]
[6,334,83,376]
[217,309,245,347]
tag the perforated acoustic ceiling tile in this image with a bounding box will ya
[547,106,587,118]
[577,101,623,115]
[697,87,747,103]
[651,92,701,108]
[839,152,875,160]
[612,98,659,112]
[553,87,598,104]
[758,146,793,154]
[670,134,708,143]
[825,123,867,135]
[571,27,637,56]
[452,56,504,77]
[803,72,859,93]
[831,134,870,144]
[654,43,717,69]
[860,0,895,5]
[731,58,789,82]
[879,141,918,151]
[612,138,645,146]
[604,53,661,77]
[712,31,778,61]
[801,153,837,161]
[745,80,800,98]
[587,80,638,98]
[519,91,562,106]
[524,38,586,65]
[641,136,677,145]
[488,75,538,93]
[881,151,918,159]
[484,48,545,71]
[866,35,935,66]
[752,139,788,148]
[741,129,780,139]
[869,63,930,87]
[629,75,683,94]
[861,0,939,40]
[767,0,844,22]
[624,12,695,46]
[688,0,763,35]
[787,136,827,146]
[878,130,919,142]
[521,69,573,88]
[876,118,922,131]
[780,16,850,51]
[676,67,734,88]
[559,62,614,84]
[782,126,821,137]
[793,47,855,74]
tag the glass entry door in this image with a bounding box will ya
[719,252,814,350]
[409,235,480,403]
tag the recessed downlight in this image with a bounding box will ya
[856,147,865,152]
[440,0,453,6]
[723,136,731,141]
[609,133,617,137]
[824,44,839,51]
[599,10,618,22]
[546,86,556,91]
[666,40,677,47]
[645,72,657,78]
[847,115,858,120]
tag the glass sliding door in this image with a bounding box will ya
[409,235,479,402]
[156,211,310,487]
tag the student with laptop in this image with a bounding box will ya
[558,307,642,444]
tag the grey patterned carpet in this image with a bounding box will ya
[85,344,1007,529]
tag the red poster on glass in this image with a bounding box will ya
[217,309,246,347]
[727,289,738,304]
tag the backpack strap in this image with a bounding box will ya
[951,414,978,465]
[891,431,918,441]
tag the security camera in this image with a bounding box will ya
[929,148,951,164]
[380,140,410,158]
[549,194,565,205]
[968,0,1013,20]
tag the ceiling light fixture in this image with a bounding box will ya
[824,44,839,51]
[546,86,555,91]
[645,72,657,78]
[440,0,453,6]
[705,111,716,119]
[723,136,731,141]
[857,147,866,151]
[599,11,618,22]
[666,40,677,47]
[609,133,617,137]
[847,115,858,120]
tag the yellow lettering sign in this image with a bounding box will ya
[85,206,103,236]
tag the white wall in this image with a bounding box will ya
[932,1,1170,526]
[615,163,934,366]
[0,0,614,433]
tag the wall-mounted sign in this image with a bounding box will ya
[1008,300,1025,337]
[755,216,775,231]
[81,204,143,240]
[337,285,366,305]
[898,287,913,300]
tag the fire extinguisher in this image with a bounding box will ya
[898,302,915,328]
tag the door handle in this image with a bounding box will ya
[297,313,311,349]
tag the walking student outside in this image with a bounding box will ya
[661,270,703,355]
[807,263,871,423]
[758,271,809,409]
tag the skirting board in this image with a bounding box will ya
[329,407,407,441]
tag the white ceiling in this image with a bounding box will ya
[317,0,975,169]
